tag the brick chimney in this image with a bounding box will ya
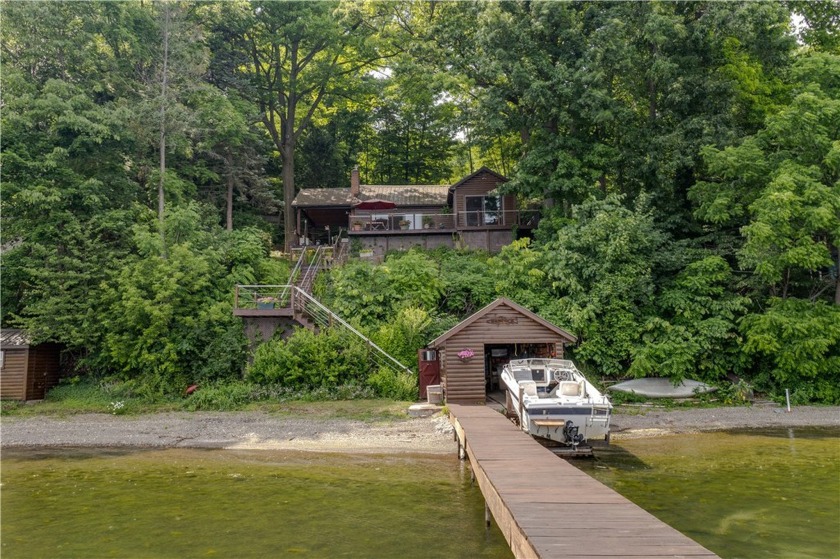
[350,166,360,197]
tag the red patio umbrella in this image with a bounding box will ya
[353,199,397,210]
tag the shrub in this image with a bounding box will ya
[181,382,254,411]
[248,327,370,388]
[366,367,418,400]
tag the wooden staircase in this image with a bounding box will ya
[233,236,411,376]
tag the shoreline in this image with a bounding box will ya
[1,405,838,453]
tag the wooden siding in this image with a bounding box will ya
[0,345,61,401]
[452,170,515,227]
[441,306,568,403]
[0,349,28,400]
[26,344,62,400]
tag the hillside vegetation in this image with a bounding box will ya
[2,1,838,405]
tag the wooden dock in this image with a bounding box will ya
[448,404,720,559]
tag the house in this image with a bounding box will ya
[291,167,539,255]
[0,329,63,401]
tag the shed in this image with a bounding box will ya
[427,298,576,404]
[0,329,62,401]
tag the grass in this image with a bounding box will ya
[0,378,414,423]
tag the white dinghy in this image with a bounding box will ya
[607,377,717,398]
[500,358,612,449]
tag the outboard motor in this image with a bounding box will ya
[564,420,584,448]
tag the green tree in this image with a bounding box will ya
[216,0,388,249]
[741,298,840,403]
[543,196,669,376]
[693,52,840,302]
[630,256,749,382]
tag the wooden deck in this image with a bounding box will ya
[448,404,720,559]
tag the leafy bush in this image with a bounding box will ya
[742,298,840,403]
[248,327,370,388]
[629,256,749,382]
[96,204,262,394]
[374,307,433,367]
[366,367,418,400]
[382,249,443,311]
[181,382,254,411]
[317,260,390,327]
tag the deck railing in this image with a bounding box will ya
[348,209,540,233]
[234,285,293,310]
[234,284,413,376]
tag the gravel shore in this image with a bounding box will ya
[2,404,838,453]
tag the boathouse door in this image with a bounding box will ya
[417,349,440,399]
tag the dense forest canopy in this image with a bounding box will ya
[2,1,838,403]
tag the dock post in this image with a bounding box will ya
[485,502,491,528]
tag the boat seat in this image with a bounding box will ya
[520,381,538,397]
[558,381,582,397]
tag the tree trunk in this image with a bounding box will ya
[282,141,296,251]
[835,251,840,305]
[158,1,170,259]
[226,170,234,231]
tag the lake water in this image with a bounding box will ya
[574,427,840,559]
[1,448,512,559]
[3,428,838,559]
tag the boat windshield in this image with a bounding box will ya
[511,368,547,383]
[512,369,533,382]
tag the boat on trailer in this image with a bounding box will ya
[500,358,612,452]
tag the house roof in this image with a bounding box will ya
[292,184,449,208]
[292,168,507,209]
[358,185,448,206]
[427,298,576,348]
[292,188,355,208]
[0,329,31,348]
[447,167,508,194]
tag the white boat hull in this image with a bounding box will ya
[502,359,612,446]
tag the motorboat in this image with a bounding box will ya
[500,358,612,448]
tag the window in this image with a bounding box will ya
[465,195,501,226]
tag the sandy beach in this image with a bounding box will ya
[2,404,838,453]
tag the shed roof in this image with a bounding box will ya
[428,298,576,348]
[0,329,31,348]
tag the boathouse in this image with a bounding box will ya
[0,329,62,401]
[427,299,576,404]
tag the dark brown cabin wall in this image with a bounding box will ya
[0,349,28,400]
[26,345,61,400]
[453,172,515,227]
[442,349,485,402]
[441,308,567,402]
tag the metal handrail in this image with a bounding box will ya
[292,287,412,374]
[297,246,323,294]
[282,247,309,303]
[234,283,413,375]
